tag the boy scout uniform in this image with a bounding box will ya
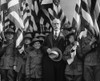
[0,28,17,81]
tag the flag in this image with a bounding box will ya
[0,22,3,33]
[41,0,67,27]
[72,0,81,31]
[41,0,53,20]
[53,1,67,26]
[3,11,10,30]
[87,0,100,37]
[81,0,93,26]
[30,0,39,32]
[93,0,100,31]
[8,0,24,30]
[7,0,24,47]
[31,0,52,33]
[20,0,32,32]
[0,0,8,41]
[0,0,7,11]
[80,0,96,36]
[0,0,7,23]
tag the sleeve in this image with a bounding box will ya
[41,35,50,55]
[76,40,92,59]
[0,47,6,58]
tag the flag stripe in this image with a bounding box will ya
[8,11,24,29]
[81,0,93,27]
[8,0,24,47]
[1,0,7,10]
[72,0,81,30]
[8,0,19,8]
[97,14,100,27]
[81,0,88,12]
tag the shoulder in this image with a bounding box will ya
[60,32,65,39]
[44,32,52,39]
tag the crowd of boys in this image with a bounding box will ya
[0,18,100,81]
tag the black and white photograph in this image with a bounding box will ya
[0,0,100,81]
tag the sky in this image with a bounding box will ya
[61,0,79,23]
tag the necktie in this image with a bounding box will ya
[54,31,57,40]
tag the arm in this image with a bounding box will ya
[0,47,6,57]
[41,35,52,55]
[76,39,92,59]
[63,45,71,61]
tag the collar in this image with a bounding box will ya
[54,30,60,36]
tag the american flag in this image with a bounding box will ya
[30,0,52,34]
[0,0,7,22]
[7,0,24,47]
[90,0,100,39]
[83,0,100,38]
[73,0,100,40]
[20,0,33,32]
[72,0,81,31]
[92,0,100,34]
[0,0,8,41]
[41,0,68,28]
[80,0,97,37]
[53,0,67,26]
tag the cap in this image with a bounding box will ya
[31,37,44,45]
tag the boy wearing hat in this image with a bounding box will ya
[77,27,100,81]
[0,28,17,81]
[17,32,32,81]
[25,37,43,81]
[63,33,82,81]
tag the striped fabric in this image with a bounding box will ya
[81,0,93,26]
[0,0,7,24]
[72,0,81,31]
[31,0,52,33]
[2,10,15,33]
[20,0,33,32]
[87,0,100,37]
[8,0,24,30]
[80,0,96,36]
[30,0,39,32]
[0,0,8,41]
[53,2,67,26]
[3,11,10,30]
[41,0,67,27]
[93,0,100,32]
[0,0,7,11]
[7,0,24,47]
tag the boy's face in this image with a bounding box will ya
[69,35,75,43]
[5,33,14,40]
[33,41,41,49]
[24,38,31,45]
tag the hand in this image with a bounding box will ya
[2,44,8,48]
[89,37,96,45]
[13,66,16,70]
[47,48,52,54]
[91,42,97,49]
[18,46,24,54]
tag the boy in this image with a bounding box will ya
[25,37,43,81]
[63,33,82,81]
